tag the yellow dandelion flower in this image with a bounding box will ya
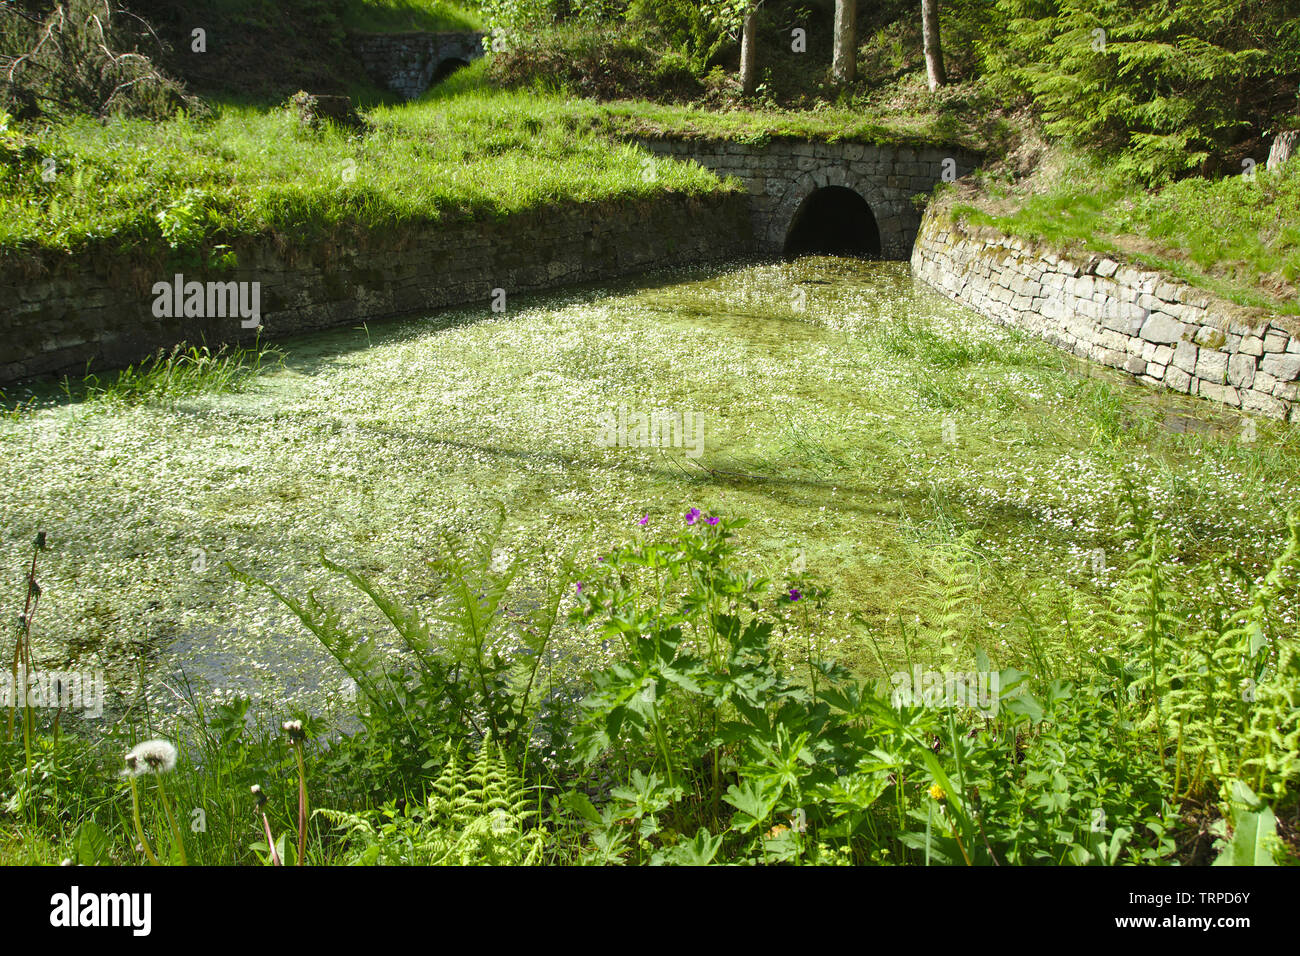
[928,783,946,801]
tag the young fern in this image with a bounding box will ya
[229,502,573,754]
[923,532,982,667]
[1105,507,1300,802]
[319,739,545,865]
[1229,513,1300,799]
[226,561,393,705]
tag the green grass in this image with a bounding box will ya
[1,59,1007,260]
[73,342,284,406]
[479,20,1009,151]
[193,0,483,33]
[0,63,729,258]
[582,98,990,151]
[340,0,484,32]
[950,155,1300,315]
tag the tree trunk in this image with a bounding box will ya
[740,5,758,95]
[832,0,856,84]
[921,0,946,91]
[1268,129,1297,171]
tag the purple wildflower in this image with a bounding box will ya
[576,582,584,594]
[705,515,719,526]
[686,508,701,525]
[638,514,649,526]
[788,588,801,602]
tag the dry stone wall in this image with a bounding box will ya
[1,194,752,385]
[912,208,1300,420]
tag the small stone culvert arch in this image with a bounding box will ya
[770,165,906,259]
[432,57,470,83]
[784,185,882,258]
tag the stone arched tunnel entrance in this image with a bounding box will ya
[350,31,486,100]
[783,185,882,258]
[432,57,471,83]
[770,165,897,257]
[633,138,979,259]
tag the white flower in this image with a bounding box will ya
[122,739,178,776]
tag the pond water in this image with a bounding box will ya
[1,257,1294,718]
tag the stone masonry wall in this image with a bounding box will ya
[0,193,752,385]
[350,31,485,100]
[912,207,1300,420]
[637,137,981,258]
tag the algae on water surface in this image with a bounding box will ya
[1,258,1295,716]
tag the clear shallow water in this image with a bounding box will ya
[1,257,1294,717]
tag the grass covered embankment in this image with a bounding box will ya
[945,154,1300,316]
[0,57,1001,269]
[118,0,485,99]
[0,63,730,262]
[0,1,1017,265]
[339,0,484,31]
[483,25,1007,154]
[581,94,993,151]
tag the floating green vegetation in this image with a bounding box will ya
[1,258,1296,719]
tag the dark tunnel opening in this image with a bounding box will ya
[783,186,882,259]
[432,58,471,83]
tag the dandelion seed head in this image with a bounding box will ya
[123,738,177,775]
